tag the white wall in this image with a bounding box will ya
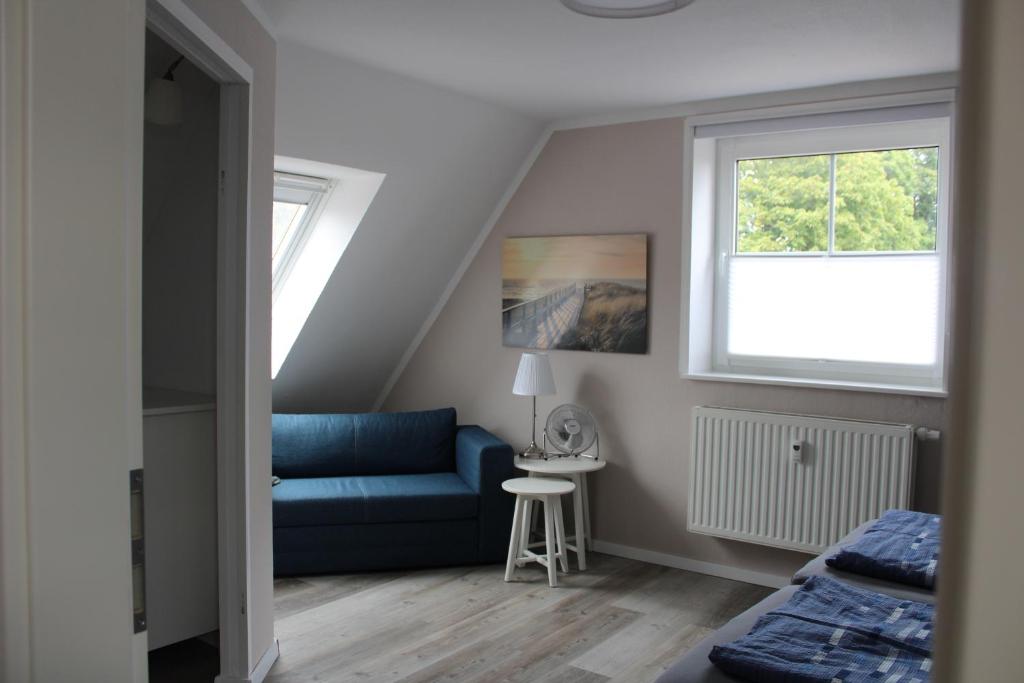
[270,40,545,412]
[143,31,219,396]
[934,0,1024,679]
[1,0,145,679]
[0,1,276,680]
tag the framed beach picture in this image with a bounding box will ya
[501,234,648,354]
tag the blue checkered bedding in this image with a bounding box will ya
[826,510,940,589]
[710,576,934,682]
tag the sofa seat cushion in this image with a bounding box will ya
[273,473,478,528]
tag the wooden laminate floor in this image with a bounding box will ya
[266,553,772,683]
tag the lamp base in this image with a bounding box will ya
[520,442,546,459]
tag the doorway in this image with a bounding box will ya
[143,1,255,680]
[142,26,221,678]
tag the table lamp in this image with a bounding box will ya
[512,352,556,458]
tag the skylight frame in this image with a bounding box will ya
[272,171,335,300]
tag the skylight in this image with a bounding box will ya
[271,157,386,379]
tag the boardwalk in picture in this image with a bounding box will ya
[533,287,584,348]
[503,284,584,349]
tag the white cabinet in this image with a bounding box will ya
[143,388,218,650]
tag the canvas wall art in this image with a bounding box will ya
[501,234,648,354]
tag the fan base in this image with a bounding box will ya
[544,452,599,461]
[520,442,547,459]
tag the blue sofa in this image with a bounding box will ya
[271,407,516,575]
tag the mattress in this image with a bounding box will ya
[654,586,799,683]
[791,520,937,604]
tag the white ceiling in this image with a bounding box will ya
[256,0,959,120]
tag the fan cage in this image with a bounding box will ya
[542,404,600,460]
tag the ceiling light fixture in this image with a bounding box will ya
[560,0,697,19]
[145,55,185,126]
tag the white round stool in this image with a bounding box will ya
[514,456,606,571]
[502,477,575,587]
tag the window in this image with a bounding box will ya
[687,106,952,394]
[272,171,334,295]
[270,157,385,380]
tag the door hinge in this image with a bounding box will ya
[130,469,146,633]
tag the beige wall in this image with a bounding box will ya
[934,0,1024,679]
[386,116,947,581]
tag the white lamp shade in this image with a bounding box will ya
[512,352,556,397]
[145,77,183,126]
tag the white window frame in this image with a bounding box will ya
[683,93,955,396]
[272,171,334,298]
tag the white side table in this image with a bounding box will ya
[514,456,606,571]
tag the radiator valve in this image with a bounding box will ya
[790,439,804,464]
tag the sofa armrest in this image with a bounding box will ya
[456,426,516,562]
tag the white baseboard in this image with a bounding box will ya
[250,640,280,683]
[592,540,790,589]
[215,639,280,683]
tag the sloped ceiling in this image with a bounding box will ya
[256,0,959,120]
[270,41,544,411]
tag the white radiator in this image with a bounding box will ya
[688,406,916,554]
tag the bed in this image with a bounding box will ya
[656,586,800,683]
[655,512,938,683]
[791,519,937,604]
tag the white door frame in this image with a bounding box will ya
[145,1,256,680]
[0,1,31,680]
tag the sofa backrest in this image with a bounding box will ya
[272,408,457,478]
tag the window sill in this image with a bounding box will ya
[685,371,948,398]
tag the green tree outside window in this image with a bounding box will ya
[737,147,938,253]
